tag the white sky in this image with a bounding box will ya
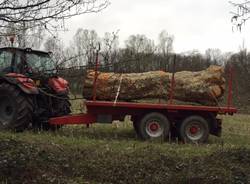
[59,0,250,54]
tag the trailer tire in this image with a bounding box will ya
[178,115,209,143]
[138,112,170,140]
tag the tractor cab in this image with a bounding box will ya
[0,47,56,76]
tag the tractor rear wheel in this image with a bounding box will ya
[0,83,33,132]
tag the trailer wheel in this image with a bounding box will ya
[178,115,209,143]
[138,112,170,140]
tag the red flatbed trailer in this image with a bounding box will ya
[49,100,237,142]
[49,54,238,143]
[50,101,237,125]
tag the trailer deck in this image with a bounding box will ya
[49,100,237,125]
[86,100,237,114]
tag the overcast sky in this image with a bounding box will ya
[59,0,250,54]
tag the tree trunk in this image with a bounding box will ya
[83,65,225,105]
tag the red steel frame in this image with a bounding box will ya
[49,53,237,125]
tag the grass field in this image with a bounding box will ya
[0,114,250,184]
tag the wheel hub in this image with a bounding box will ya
[185,122,204,141]
[146,120,164,138]
[149,122,160,132]
[190,126,199,135]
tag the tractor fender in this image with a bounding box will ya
[0,73,39,94]
[48,77,69,94]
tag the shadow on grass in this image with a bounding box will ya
[45,123,223,145]
[56,123,138,141]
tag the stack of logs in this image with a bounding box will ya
[83,65,225,106]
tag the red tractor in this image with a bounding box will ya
[0,47,71,131]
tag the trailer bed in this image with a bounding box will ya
[49,100,237,125]
[86,100,237,114]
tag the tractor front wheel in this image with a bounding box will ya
[50,95,71,130]
[0,83,33,132]
[37,95,71,131]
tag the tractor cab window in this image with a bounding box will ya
[0,50,13,73]
[26,53,56,74]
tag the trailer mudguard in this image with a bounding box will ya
[0,73,39,94]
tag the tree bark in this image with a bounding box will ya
[83,65,225,105]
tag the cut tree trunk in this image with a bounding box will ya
[83,65,225,105]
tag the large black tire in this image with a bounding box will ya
[0,83,33,132]
[178,115,209,143]
[137,112,170,140]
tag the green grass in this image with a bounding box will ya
[0,114,250,183]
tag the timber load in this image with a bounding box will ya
[83,65,225,106]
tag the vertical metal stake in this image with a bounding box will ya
[169,54,176,104]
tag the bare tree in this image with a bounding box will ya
[73,28,99,66]
[123,34,156,72]
[205,48,222,66]
[125,34,156,54]
[230,0,250,31]
[44,36,65,67]
[101,30,119,69]
[158,30,174,56]
[0,0,110,31]
[0,21,45,48]
[15,23,45,48]
[0,0,109,47]
[157,30,174,71]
